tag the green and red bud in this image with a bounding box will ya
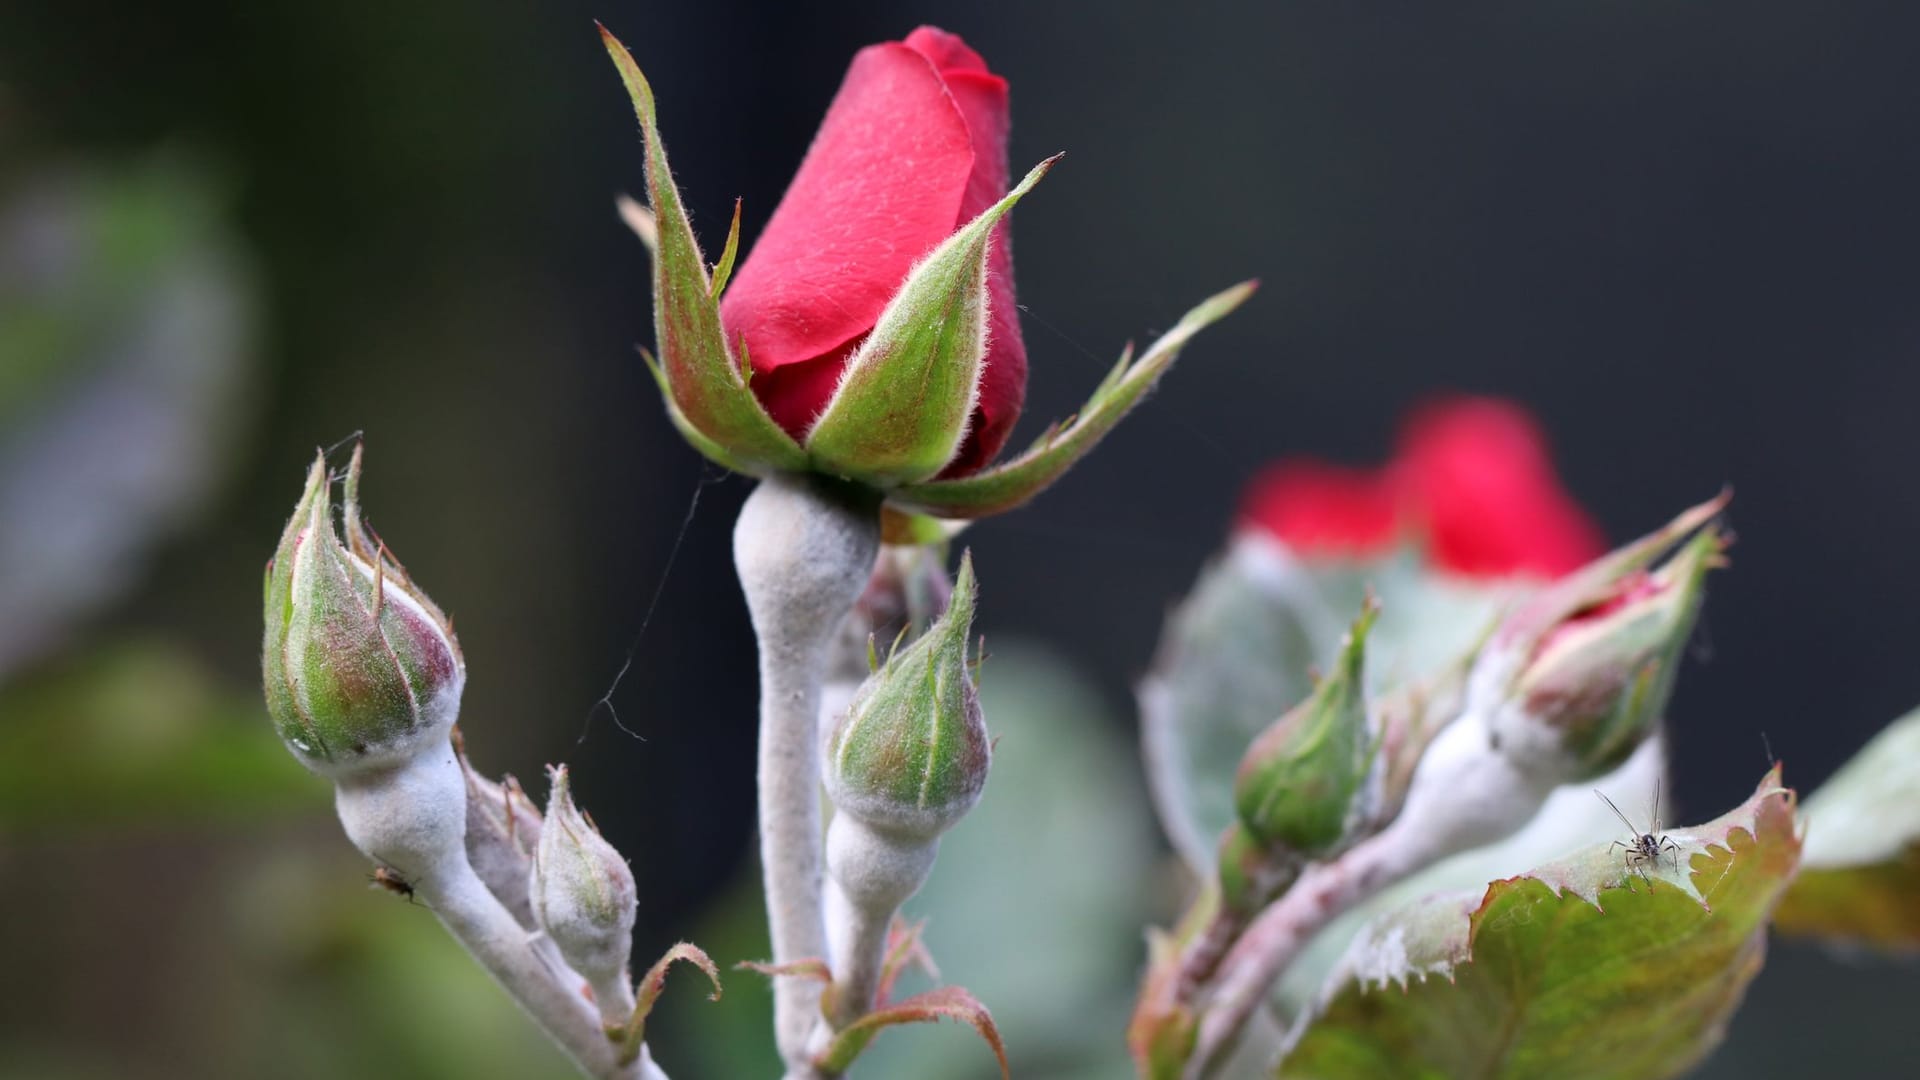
[1479,493,1729,778]
[261,447,464,776]
[825,551,990,842]
[531,765,637,1012]
[1232,603,1380,859]
[600,25,1252,516]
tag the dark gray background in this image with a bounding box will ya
[4,1,1916,1072]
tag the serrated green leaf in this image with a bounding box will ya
[889,280,1256,518]
[599,26,805,476]
[1272,736,1669,1018]
[804,158,1057,487]
[1774,705,1920,949]
[1277,769,1801,1080]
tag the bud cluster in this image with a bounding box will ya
[260,445,706,1076]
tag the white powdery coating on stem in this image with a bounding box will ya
[332,742,653,1078]
[333,740,471,879]
[734,475,881,1070]
[433,860,650,1079]
[820,813,940,1033]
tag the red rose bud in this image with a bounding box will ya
[797,155,1052,486]
[1237,396,1603,578]
[1237,459,1403,561]
[601,26,1253,512]
[825,551,990,841]
[1233,602,1380,859]
[531,765,637,1020]
[722,28,1025,476]
[261,446,464,776]
[1480,493,1730,777]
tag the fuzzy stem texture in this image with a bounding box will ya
[333,744,654,1079]
[821,815,940,1031]
[1188,712,1561,1077]
[734,475,881,1073]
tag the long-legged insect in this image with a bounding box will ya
[369,865,418,904]
[1597,781,1681,886]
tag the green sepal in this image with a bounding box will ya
[890,280,1256,518]
[709,197,742,301]
[638,347,754,474]
[880,505,964,547]
[803,157,1058,487]
[600,25,806,476]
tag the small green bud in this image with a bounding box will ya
[825,551,990,841]
[1232,602,1378,858]
[261,446,464,776]
[530,765,636,997]
[1487,496,1728,777]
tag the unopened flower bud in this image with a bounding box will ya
[825,550,990,842]
[1480,493,1728,778]
[454,729,543,930]
[261,446,464,777]
[1232,603,1379,859]
[531,765,636,1013]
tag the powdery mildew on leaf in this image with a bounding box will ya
[1278,769,1799,1080]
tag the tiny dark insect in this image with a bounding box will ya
[1596,781,1681,887]
[369,865,417,903]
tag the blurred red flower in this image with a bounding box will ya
[719,27,1023,476]
[1238,396,1604,578]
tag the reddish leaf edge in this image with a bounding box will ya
[619,942,722,1063]
[813,985,1010,1079]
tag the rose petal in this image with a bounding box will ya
[1238,458,1405,558]
[902,26,991,74]
[1395,396,1604,578]
[720,42,976,435]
